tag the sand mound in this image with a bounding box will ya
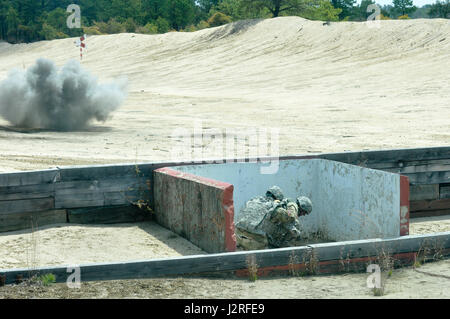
[0,17,449,171]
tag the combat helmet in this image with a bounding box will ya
[296,196,312,216]
[265,186,284,201]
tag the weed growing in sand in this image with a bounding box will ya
[121,162,154,214]
[369,247,395,296]
[288,251,300,277]
[304,249,319,275]
[25,216,40,278]
[246,255,259,282]
[38,273,56,286]
[18,273,56,287]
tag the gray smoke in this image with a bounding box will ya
[0,58,127,131]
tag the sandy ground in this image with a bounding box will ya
[0,221,205,270]
[0,17,449,298]
[0,216,449,299]
[0,17,449,172]
[1,259,449,299]
[0,217,448,270]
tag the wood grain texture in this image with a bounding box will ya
[440,185,450,199]
[1,232,449,285]
[154,168,233,253]
[67,205,150,224]
[0,198,54,215]
[410,198,450,211]
[410,184,440,201]
[0,209,67,233]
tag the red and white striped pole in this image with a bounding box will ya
[76,35,86,61]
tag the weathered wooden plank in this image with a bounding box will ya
[410,184,440,201]
[404,171,450,185]
[316,147,450,166]
[410,209,450,218]
[310,233,450,261]
[410,198,450,212]
[382,164,450,174]
[154,168,234,253]
[440,185,450,199]
[0,209,67,233]
[0,169,59,187]
[54,176,150,209]
[0,198,54,215]
[58,163,154,181]
[0,183,55,201]
[1,232,449,285]
[0,246,311,284]
[55,192,104,209]
[55,189,146,209]
[370,158,450,173]
[67,205,150,224]
[55,177,149,193]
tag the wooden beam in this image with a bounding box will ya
[0,183,55,201]
[368,159,450,170]
[0,169,59,187]
[54,177,150,209]
[58,164,154,181]
[0,198,54,215]
[67,205,151,224]
[440,185,450,199]
[410,209,450,218]
[404,171,450,185]
[315,147,450,166]
[0,209,67,233]
[410,184,440,201]
[1,232,449,285]
[410,198,450,211]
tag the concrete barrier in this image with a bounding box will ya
[154,167,236,253]
[168,159,409,243]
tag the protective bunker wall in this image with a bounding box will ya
[154,159,409,253]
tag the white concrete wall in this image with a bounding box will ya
[172,159,400,241]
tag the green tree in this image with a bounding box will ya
[380,4,395,18]
[45,8,69,31]
[124,17,137,32]
[198,0,220,14]
[304,0,342,21]
[428,0,450,18]
[207,11,232,26]
[40,22,68,40]
[392,0,416,16]
[213,0,270,19]
[141,0,170,22]
[0,0,9,39]
[351,0,375,20]
[168,0,196,30]
[241,0,311,17]
[156,16,171,33]
[331,0,356,19]
[5,6,19,41]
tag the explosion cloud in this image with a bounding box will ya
[0,58,127,131]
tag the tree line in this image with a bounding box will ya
[0,0,449,44]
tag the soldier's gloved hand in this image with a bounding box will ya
[288,226,301,238]
[271,207,287,223]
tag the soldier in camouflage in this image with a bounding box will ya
[235,186,312,250]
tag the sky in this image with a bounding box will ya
[356,0,436,6]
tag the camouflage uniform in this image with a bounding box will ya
[235,186,284,250]
[236,186,313,250]
[262,198,302,248]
